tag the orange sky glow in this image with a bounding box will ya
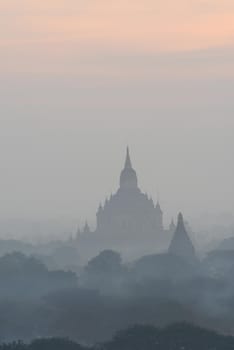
[1,1,234,224]
[1,0,234,76]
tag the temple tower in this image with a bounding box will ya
[119,147,138,191]
[169,213,197,262]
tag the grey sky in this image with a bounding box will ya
[0,65,233,227]
[0,1,234,233]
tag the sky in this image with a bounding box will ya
[0,0,234,234]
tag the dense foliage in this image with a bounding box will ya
[1,324,234,350]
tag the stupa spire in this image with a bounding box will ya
[169,212,197,262]
[177,212,185,230]
[120,147,138,190]
[124,146,132,169]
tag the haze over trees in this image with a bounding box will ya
[0,236,234,343]
[2,0,234,347]
[0,160,233,345]
[1,324,234,350]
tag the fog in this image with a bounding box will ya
[1,0,234,236]
[2,238,234,343]
[0,72,234,235]
[1,2,234,349]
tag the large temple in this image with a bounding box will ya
[76,148,175,260]
[96,147,164,238]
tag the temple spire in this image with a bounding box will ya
[168,212,197,262]
[124,146,132,169]
[177,212,185,231]
[120,147,138,190]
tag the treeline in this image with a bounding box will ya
[0,252,77,298]
[2,250,234,342]
[1,324,234,350]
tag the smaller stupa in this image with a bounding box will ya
[169,212,197,262]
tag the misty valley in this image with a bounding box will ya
[1,223,234,347]
[0,148,233,349]
[2,0,234,347]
